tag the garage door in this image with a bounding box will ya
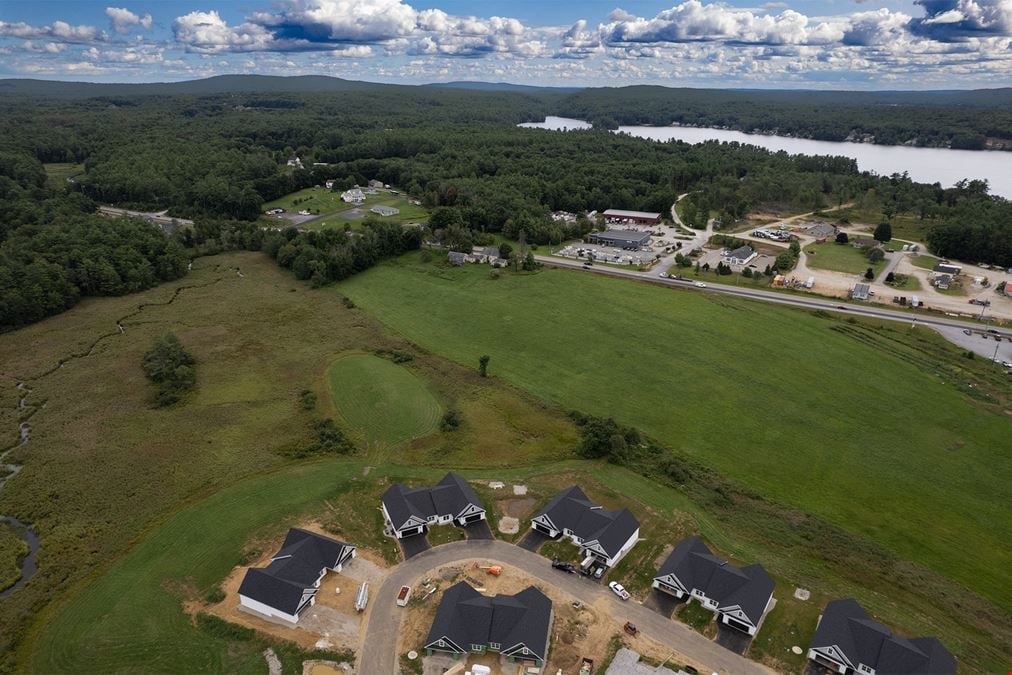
[724,617,754,633]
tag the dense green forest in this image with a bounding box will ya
[1,81,1010,330]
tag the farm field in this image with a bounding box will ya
[803,241,887,275]
[339,253,1012,609]
[326,353,442,450]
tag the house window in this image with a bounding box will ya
[437,640,445,648]
[489,642,501,651]
[471,644,484,652]
[522,647,529,655]
[858,665,874,674]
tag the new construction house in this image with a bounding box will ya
[530,485,639,568]
[808,599,956,674]
[381,472,486,539]
[652,537,775,635]
[238,528,356,624]
[424,581,553,667]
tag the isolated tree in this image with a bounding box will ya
[775,251,796,271]
[835,232,849,244]
[142,333,196,407]
[498,242,513,259]
[868,248,885,263]
[873,221,893,243]
[478,354,490,377]
[865,267,875,280]
[885,272,896,283]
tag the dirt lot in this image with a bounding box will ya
[397,559,680,675]
[196,522,391,650]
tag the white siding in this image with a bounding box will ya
[239,595,302,624]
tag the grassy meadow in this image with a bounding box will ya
[326,353,442,450]
[339,253,1012,608]
[804,241,887,275]
[261,188,429,229]
[3,249,1010,674]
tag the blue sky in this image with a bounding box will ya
[2,0,1010,88]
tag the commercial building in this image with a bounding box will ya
[602,209,662,224]
[586,230,652,250]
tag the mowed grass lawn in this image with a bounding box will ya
[326,353,442,449]
[261,186,349,214]
[804,242,886,275]
[262,188,429,229]
[339,253,1012,608]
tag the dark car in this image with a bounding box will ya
[962,329,973,335]
[552,559,576,573]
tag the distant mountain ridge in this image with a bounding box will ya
[2,74,1010,106]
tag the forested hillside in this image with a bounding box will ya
[1,82,1010,330]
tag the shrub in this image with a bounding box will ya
[441,409,461,431]
[142,333,196,407]
[300,389,317,410]
[204,587,226,604]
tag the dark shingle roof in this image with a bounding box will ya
[535,485,639,559]
[656,537,774,625]
[238,528,353,616]
[383,473,483,530]
[426,582,552,659]
[727,245,755,259]
[810,599,956,674]
[238,569,310,615]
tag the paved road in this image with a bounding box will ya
[359,540,773,675]
[97,206,193,230]
[535,255,1012,340]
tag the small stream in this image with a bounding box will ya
[0,383,38,596]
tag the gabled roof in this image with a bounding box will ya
[382,473,484,530]
[239,568,312,615]
[238,528,353,616]
[810,599,956,674]
[426,582,552,660]
[726,245,755,260]
[655,537,774,626]
[535,485,639,559]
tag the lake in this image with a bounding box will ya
[519,117,1012,200]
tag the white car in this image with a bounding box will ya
[694,282,707,288]
[609,581,630,600]
[658,272,668,278]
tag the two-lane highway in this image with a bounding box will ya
[535,255,1012,340]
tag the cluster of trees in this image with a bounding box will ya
[262,221,421,288]
[141,333,196,406]
[0,152,189,331]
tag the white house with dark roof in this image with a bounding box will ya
[723,245,758,266]
[808,599,956,674]
[530,485,639,568]
[238,528,356,624]
[341,186,365,203]
[425,581,553,666]
[652,537,775,635]
[381,472,486,539]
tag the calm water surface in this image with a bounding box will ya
[519,117,1012,199]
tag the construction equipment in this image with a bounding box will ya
[472,562,503,576]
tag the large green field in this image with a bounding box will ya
[804,241,887,275]
[326,353,442,449]
[339,253,1012,608]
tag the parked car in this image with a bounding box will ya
[1001,361,1012,368]
[608,581,630,600]
[593,566,605,579]
[552,559,576,573]
[658,272,667,278]
[694,282,707,288]
[987,328,999,334]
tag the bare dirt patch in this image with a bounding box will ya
[193,521,390,651]
[396,559,683,675]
